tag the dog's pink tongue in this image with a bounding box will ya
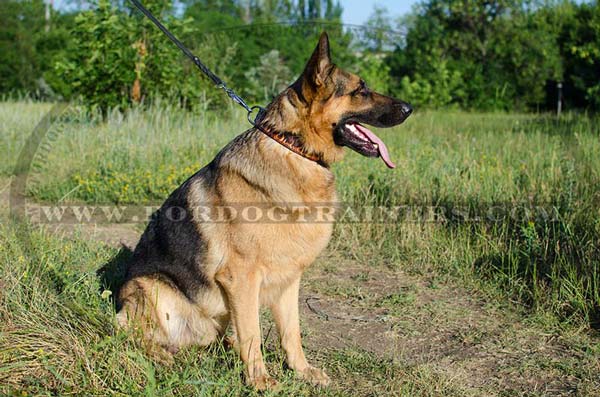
[355,123,396,169]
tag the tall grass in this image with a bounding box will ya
[3,102,600,326]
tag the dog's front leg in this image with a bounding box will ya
[271,276,331,387]
[216,265,276,391]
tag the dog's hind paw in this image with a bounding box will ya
[297,366,331,387]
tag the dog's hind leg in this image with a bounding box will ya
[116,276,221,352]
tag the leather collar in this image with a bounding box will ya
[255,124,328,168]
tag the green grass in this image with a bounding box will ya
[1,101,600,395]
[0,224,481,396]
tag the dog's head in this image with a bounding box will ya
[278,32,412,168]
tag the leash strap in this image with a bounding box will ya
[129,0,324,166]
[129,0,260,117]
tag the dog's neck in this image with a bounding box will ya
[255,86,341,167]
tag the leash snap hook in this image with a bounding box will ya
[247,106,265,126]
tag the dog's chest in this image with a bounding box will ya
[256,220,333,302]
[270,178,337,259]
[269,220,333,265]
[231,203,336,267]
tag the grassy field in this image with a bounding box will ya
[1,101,599,395]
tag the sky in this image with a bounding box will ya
[53,0,420,24]
[341,0,418,25]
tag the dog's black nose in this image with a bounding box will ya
[401,102,413,116]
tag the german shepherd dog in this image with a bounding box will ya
[117,32,412,389]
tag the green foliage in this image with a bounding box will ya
[0,0,47,95]
[558,1,600,109]
[244,50,293,102]
[182,0,351,102]
[1,0,599,112]
[0,0,382,108]
[0,0,71,98]
[51,0,352,111]
[396,59,465,108]
[361,5,395,52]
[354,54,392,95]
[387,0,567,111]
[55,0,235,113]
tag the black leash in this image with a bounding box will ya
[129,0,327,166]
[129,0,264,125]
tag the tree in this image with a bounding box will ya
[56,0,205,113]
[0,0,71,98]
[308,0,321,19]
[295,0,341,21]
[297,0,306,19]
[362,5,394,52]
[0,0,42,94]
[244,49,292,101]
[182,0,352,105]
[557,1,600,110]
[386,0,564,110]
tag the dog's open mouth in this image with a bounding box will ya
[336,122,395,169]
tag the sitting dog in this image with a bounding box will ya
[117,32,412,390]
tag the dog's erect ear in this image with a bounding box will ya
[303,32,332,87]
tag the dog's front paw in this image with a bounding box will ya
[246,374,279,391]
[223,335,239,352]
[297,366,331,387]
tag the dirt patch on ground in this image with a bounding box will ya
[0,186,140,248]
[299,258,599,395]
[42,222,141,249]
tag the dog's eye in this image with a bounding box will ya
[351,81,369,97]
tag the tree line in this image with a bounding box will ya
[1,0,598,113]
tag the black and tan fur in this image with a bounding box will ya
[117,32,412,390]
